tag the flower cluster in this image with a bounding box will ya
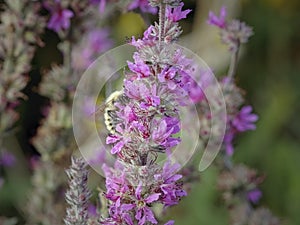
[0,0,45,192]
[101,162,185,224]
[221,78,258,156]
[217,164,279,225]
[65,157,91,225]
[44,0,74,33]
[102,1,192,224]
[191,7,258,156]
[90,0,158,14]
[208,7,254,53]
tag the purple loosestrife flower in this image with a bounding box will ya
[122,182,161,225]
[101,161,186,224]
[102,1,191,224]
[0,151,16,167]
[164,220,175,225]
[45,0,73,33]
[88,204,98,217]
[83,29,113,58]
[127,53,152,78]
[128,0,158,14]
[189,70,213,103]
[247,188,262,204]
[221,20,253,52]
[72,29,113,70]
[224,106,258,156]
[207,6,227,29]
[232,105,258,132]
[90,0,107,13]
[207,6,253,52]
[106,124,132,154]
[64,157,91,225]
[151,117,180,149]
[124,80,160,109]
[166,2,192,22]
[155,162,187,206]
[224,131,235,156]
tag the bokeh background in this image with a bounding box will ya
[0,0,299,224]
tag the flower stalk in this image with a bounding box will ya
[65,157,91,225]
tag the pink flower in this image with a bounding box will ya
[151,117,180,149]
[155,162,187,206]
[127,53,151,78]
[106,125,131,154]
[232,105,258,132]
[128,0,157,14]
[90,0,107,13]
[247,188,262,204]
[46,1,74,32]
[165,221,175,225]
[158,66,178,90]
[82,29,113,58]
[166,2,191,22]
[207,6,227,29]
[122,182,160,225]
[0,151,16,167]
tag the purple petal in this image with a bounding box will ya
[111,141,124,154]
[106,135,120,144]
[145,193,160,203]
[122,203,135,211]
[135,182,143,199]
[143,207,157,224]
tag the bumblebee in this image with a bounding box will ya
[103,90,129,134]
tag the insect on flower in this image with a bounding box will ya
[91,90,129,134]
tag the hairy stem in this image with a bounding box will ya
[159,3,166,49]
[228,42,240,80]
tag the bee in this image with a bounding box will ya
[93,90,129,134]
[103,90,123,134]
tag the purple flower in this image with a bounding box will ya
[166,2,191,22]
[165,220,175,225]
[0,151,16,167]
[106,125,131,154]
[88,147,107,166]
[158,66,178,90]
[224,105,258,156]
[88,204,98,217]
[128,53,152,78]
[224,131,234,156]
[207,6,227,29]
[247,188,262,204]
[46,1,74,32]
[128,0,158,14]
[122,182,160,225]
[83,29,113,57]
[189,70,214,103]
[103,164,130,204]
[155,162,187,206]
[151,117,180,149]
[90,0,107,13]
[232,105,258,132]
[124,80,160,110]
[102,1,192,223]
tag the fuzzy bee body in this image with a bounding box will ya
[103,90,129,134]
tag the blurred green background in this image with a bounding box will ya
[1,0,300,224]
[168,0,300,224]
